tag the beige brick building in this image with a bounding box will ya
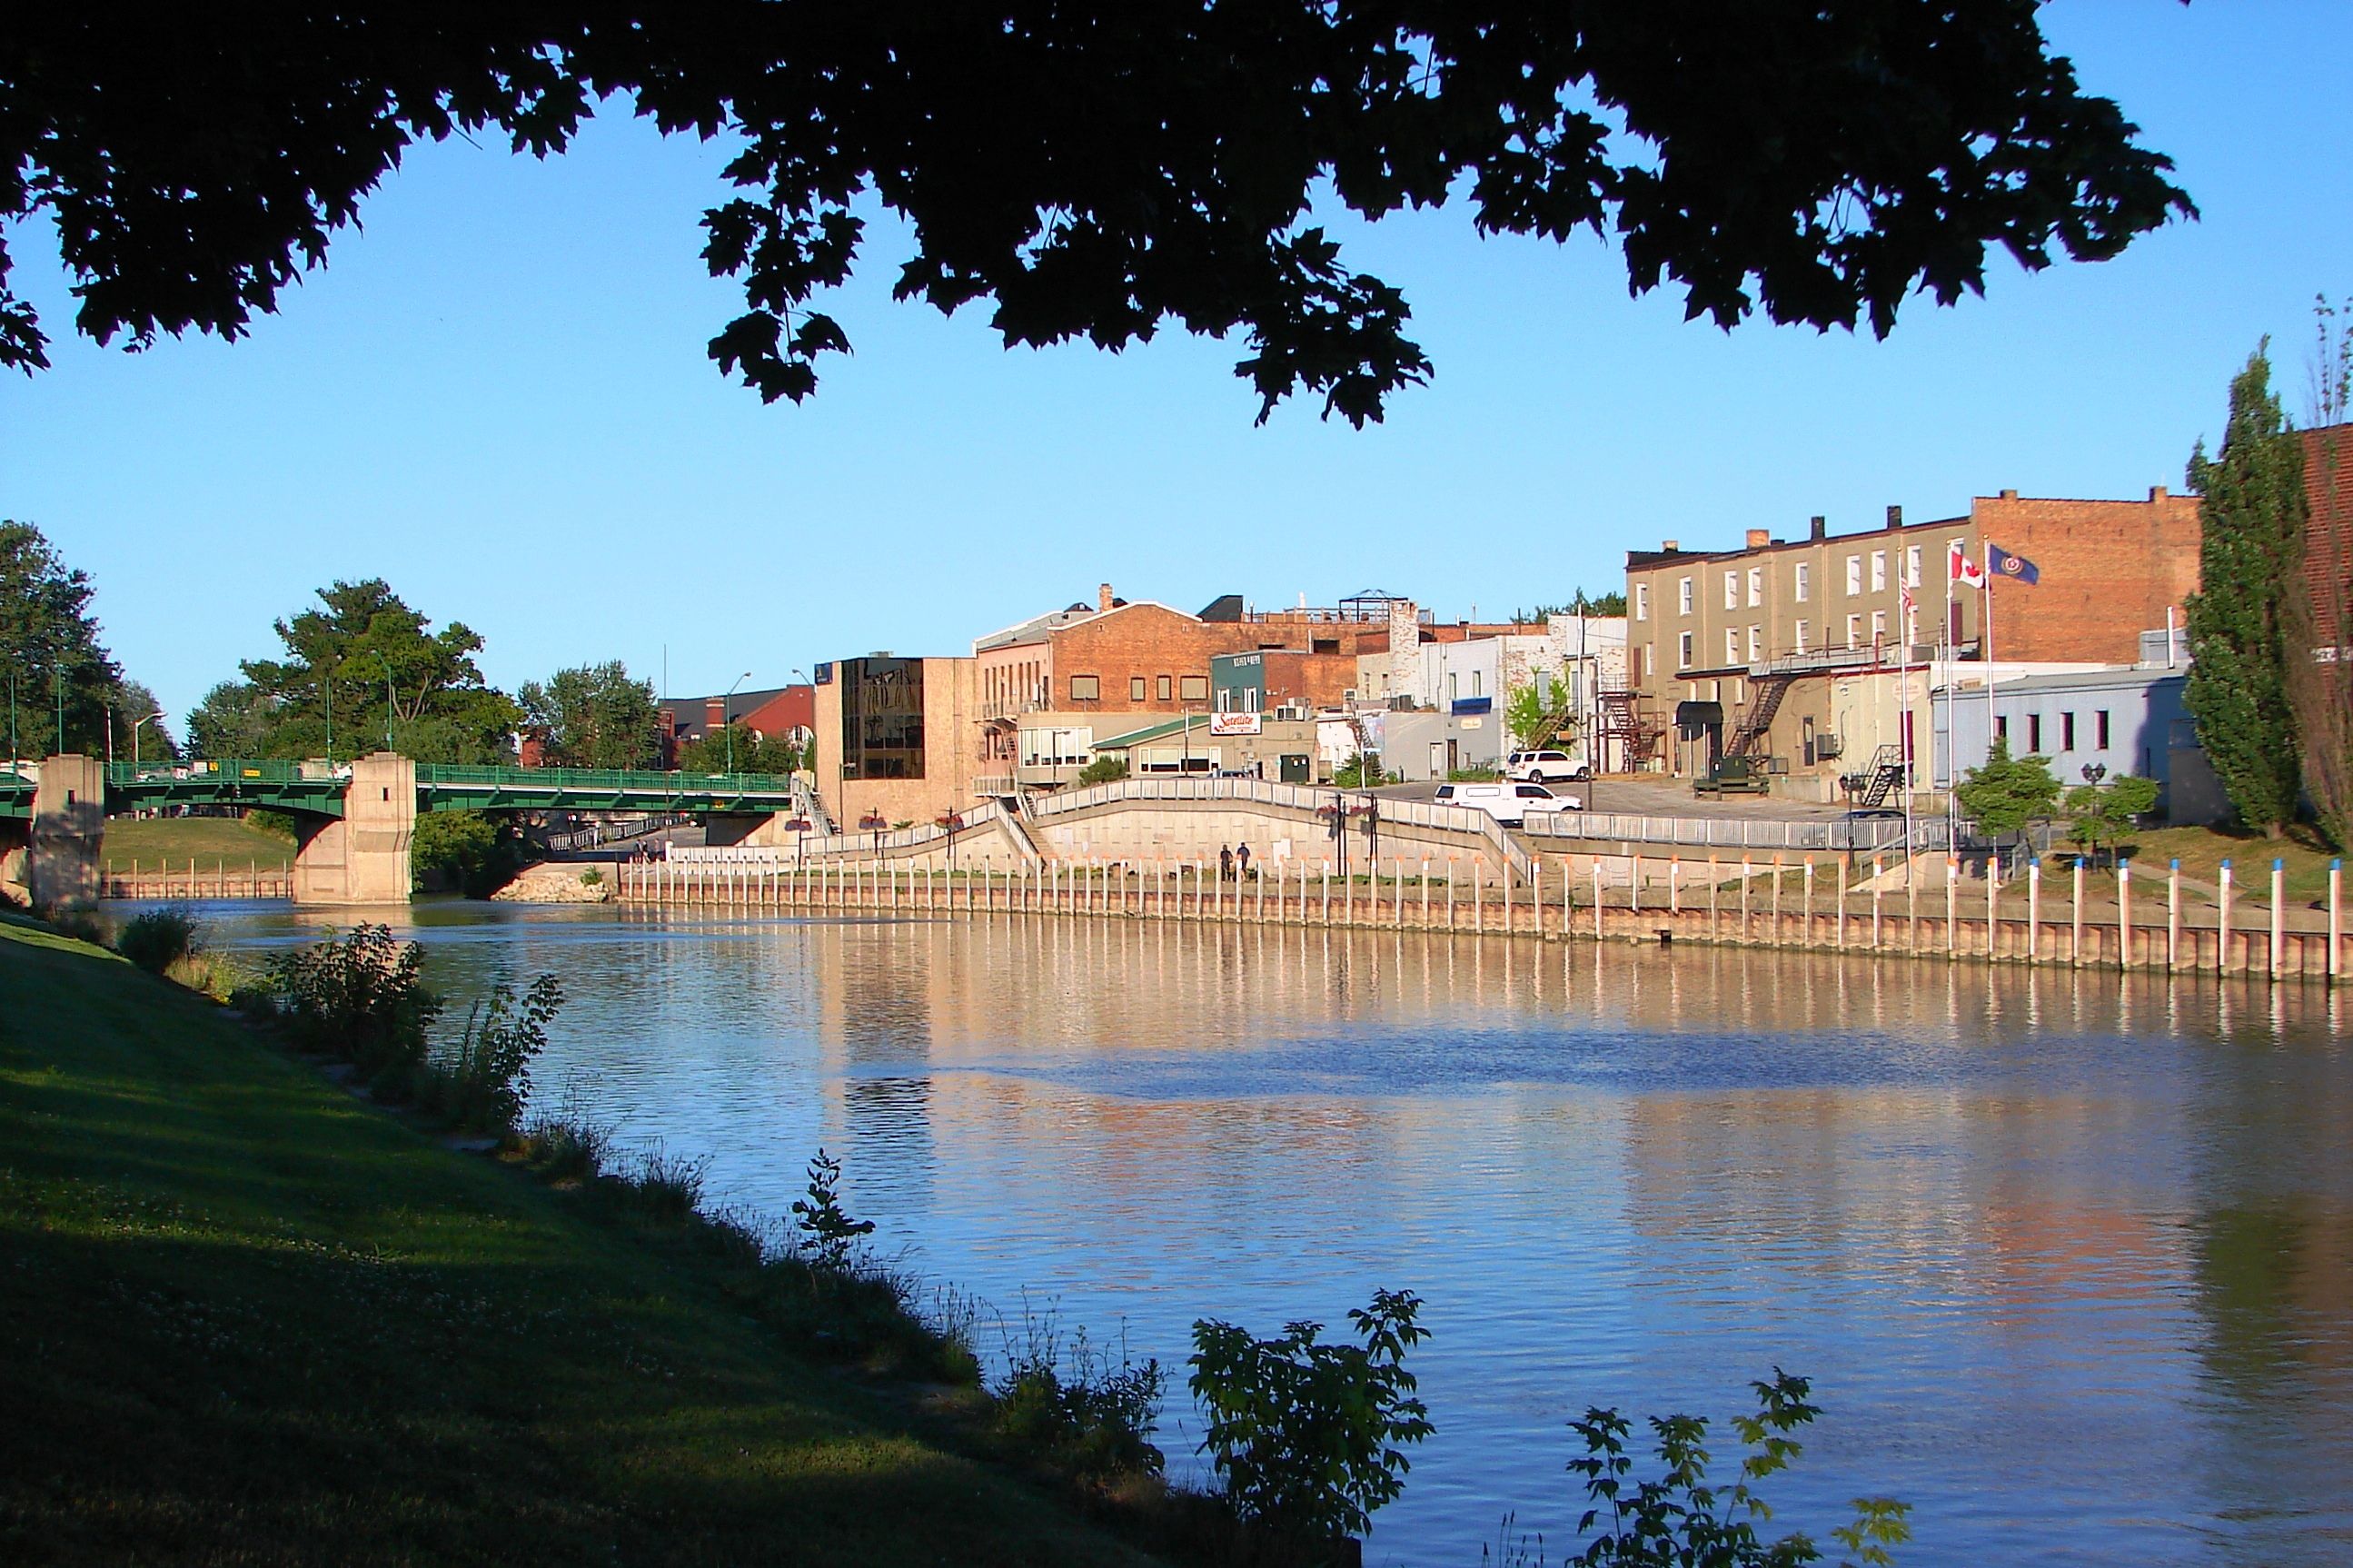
[1624,488,2198,797]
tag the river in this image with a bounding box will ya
[188,899,2353,1567]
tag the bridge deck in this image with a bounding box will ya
[1,759,803,819]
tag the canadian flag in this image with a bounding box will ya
[1949,540,1986,589]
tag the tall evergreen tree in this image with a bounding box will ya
[2185,347,2307,839]
[1,518,125,759]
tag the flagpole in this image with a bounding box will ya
[1983,541,1998,759]
[1901,588,1916,862]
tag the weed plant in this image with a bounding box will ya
[422,975,562,1134]
[997,1299,1167,1483]
[115,905,199,973]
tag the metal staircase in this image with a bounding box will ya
[1725,674,1793,759]
[1841,745,1909,809]
[1595,688,1663,769]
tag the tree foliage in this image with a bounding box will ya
[676,722,800,775]
[1955,736,2060,841]
[2,9,2190,423]
[1,519,125,757]
[2062,774,2159,866]
[2186,348,2307,839]
[206,580,521,764]
[1515,590,1628,620]
[518,660,659,769]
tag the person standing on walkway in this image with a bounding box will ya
[1236,841,1253,881]
[1219,844,1235,882]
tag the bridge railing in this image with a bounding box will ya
[415,763,802,797]
[107,758,345,786]
[1519,809,1941,854]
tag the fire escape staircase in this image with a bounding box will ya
[1596,688,1663,768]
[1842,745,1910,810]
[1725,674,1794,759]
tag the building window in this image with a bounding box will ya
[1747,566,1763,607]
[1845,555,1862,595]
[1634,582,1649,621]
[2097,710,2111,748]
[1642,643,1655,678]
[1725,628,1740,664]
[1844,614,1861,650]
[1871,551,1887,592]
[1677,632,1693,670]
[1069,674,1100,701]
[1871,609,1887,642]
[1996,715,2009,743]
[1678,577,1694,616]
[839,657,927,780]
[1793,620,1808,654]
[1794,561,1811,603]
[1130,675,1147,700]
[1747,624,1762,661]
[1156,674,1172,701]
[1723,571,1739,610]
[2061,711,2076,749]
[1906,544,1922,587]
[1179,674,1208,701]
[1448,672,1459,700]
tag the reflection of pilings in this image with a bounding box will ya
[613,853,2352,986]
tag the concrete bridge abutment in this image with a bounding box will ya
[28,755,104,910]
[291,752,416,905]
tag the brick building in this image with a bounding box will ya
[658,684,815,765]
[1623,486,2197,797]
[810,655,979,832]
[2304,424,2353,658]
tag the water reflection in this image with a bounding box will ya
[184,900,2353,1567]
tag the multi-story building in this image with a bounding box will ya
[1624,488,2199,798]
[809,654,980,832]
[971,585,1404,795]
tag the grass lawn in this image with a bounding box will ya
[0,916,1163,1567]
[2100,824,2340,906]
[102,814,293,873]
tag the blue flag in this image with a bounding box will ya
[1987,543,2040,585]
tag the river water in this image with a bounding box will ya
[188,900,2353,1567]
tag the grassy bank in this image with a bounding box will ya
[101,813,293,873]
[0,915,1161,1566]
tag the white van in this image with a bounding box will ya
[1434,780,1583,827]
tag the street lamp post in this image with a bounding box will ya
[132,710,164,769]
[784,813,813,868]
[376,652,396,753]
[724,670,753,774]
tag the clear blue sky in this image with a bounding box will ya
[3,3,2348,734]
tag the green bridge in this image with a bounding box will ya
[3,752,809,908]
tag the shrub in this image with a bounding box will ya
[579,867,604,888]
[116,906,200,973]
[412,809,527,896]
[1188,1287,1433,1556]
[425,973,562,1136]
[630,1143,710,1225]
[790,1148,877,1271]
[1077,756,1128,786]
[41,905,113,947]
[243,808,297,842]
[519,1112,615,1182]
[997,1305,1167,1480]
[263,924,440,1077]
[1564,1369,1911,1567]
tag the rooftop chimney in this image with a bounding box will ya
[1661,539,1679,552]
[1745,528,1771,550]
[1098,582,1115,613]
[1809,515,1827,541]
[705,696,725,732]
[1999,489,2019,501]
[1885,504,1904,530]
[2149,484,2168,502]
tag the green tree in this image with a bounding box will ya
[1955,736,2060,846]
[1334,752,1385,788]
[2186,347,2308,839]
[108,680,178,761]
[518,661,660,769]
[1,519,124,757]
[412,809,522,897]
[1514,590,1628,620]
[185,679,276,758]
[209,581,521,764]
[2062,774,2159,866]
[677,723,799,775]
[1075,756,1127,787]
[3,15,2189,423]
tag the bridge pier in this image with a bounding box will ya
[292,752,416,905]
[29,754,105,911]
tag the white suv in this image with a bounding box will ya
[1504,749,1586,784]
[1435,780,1584,827]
